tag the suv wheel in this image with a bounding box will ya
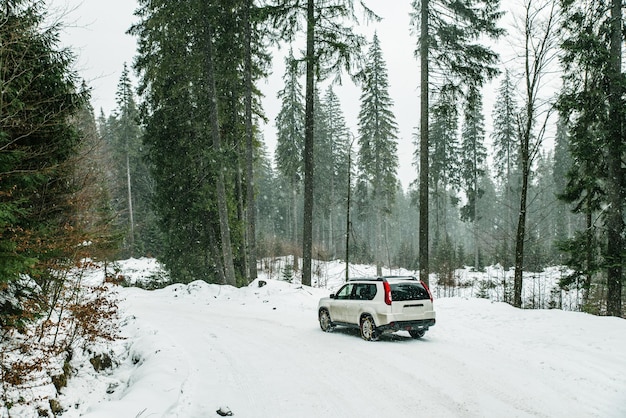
[319,309,333,332]
[360,315,378,341]
[409,330,425,339]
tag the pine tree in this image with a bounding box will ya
[131,0,270,285]
[312,87,331,248]
[0,1,89,326]
[357,33,399,275]
[558,0,625,315]
[275,49,305,246]
[411,0,504,284]
[428,91,460,255]
[108,64,139,256]
[552,117,574,245]
[490,69,520,269]
[271,0,372,285]
[315,86,350,257]
[460,95,487,269]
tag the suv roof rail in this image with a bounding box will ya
[347,275,418,282]
[347,276,380,282]
[380,275,418,281]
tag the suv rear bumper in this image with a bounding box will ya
[378,318,436,333]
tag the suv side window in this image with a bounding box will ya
[335,284,354,300]
[354,283,377,300]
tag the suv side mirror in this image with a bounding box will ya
[330,294,335,299]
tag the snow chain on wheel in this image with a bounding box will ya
[319,309,332,332]
[360,315,378,341]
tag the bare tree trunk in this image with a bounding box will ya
[513,143,530,308]
[292,181,299,272]
[244,0,257,283]
[419,0,430,286]
[473,150,479,269]
[606,0,623,316]
[203,19,236,287]
[583,196,593,306]
[126,152,134,256]
[513,0,557,308]
[376,207,382,276]
[302,0,315,286]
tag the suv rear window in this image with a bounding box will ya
[390,283,429,301]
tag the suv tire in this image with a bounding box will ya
[409,329,426,339]
[360,315,378,341]
[319,309,333,332]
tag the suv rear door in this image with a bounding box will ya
[389,281,434,321]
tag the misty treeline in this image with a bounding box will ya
[109,0,621,315]
[0,0,624,361]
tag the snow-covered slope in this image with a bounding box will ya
[54,259,626,418]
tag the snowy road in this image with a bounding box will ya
[65,278,626,418]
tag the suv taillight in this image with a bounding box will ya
[383,281,392,305]
[421,280,434,302]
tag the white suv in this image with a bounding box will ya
[318,276,436,341]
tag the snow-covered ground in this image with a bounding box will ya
[6,257,626,417]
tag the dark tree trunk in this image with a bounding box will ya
[606,0,623,316]
[419,0,430,286]
[244,0,257,283]
[513,140,530,308]
[202,18,236,286]
[302,0,315,286]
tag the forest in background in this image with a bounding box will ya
[1,0,624,350]
[96,0,622,315]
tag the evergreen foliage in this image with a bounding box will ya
[0,1,90,326]
[100,64,160,259]
[459,96,486,224]
[558,0,625,315]
[460,95,487,269]
[274,49,305,244]
[270,0,371,285]
[490,69,520,269]
[315,86,350,257]
[357,33,399,274]
[428,91,460,254]
[410,0,503,283]
[130,0,270,285]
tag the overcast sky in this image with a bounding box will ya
[50,1,531,189]
[50,0,137,115]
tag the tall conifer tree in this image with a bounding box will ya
[460,95,487,269]
[275,49,305,246]
[490,69,519,269]
[558,0,624,315]
[0,1,89,325]
[411,0,503,284]
[357,33,399,275]
[271,0,372,285]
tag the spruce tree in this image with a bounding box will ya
[428,91,460,255]
[0,1,89,326]
[271,0,372,285]
[460,95,487,269]
[357,33,399,276]
[411,0,504,284]
[558,0,625,315]
[275,49,305,245]
[315,86,350,257]
[131,0,269,285]
[490,69,519,269]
